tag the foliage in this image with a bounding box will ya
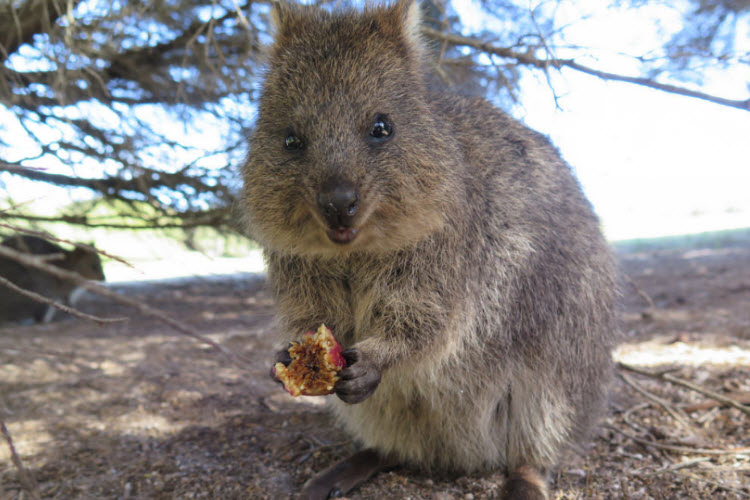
[0,0,747,233]
[1,0,263,231]
[617,0,750,82]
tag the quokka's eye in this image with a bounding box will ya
[284,133,304,151]
[369,115,393,140]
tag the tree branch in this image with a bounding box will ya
[0,0,84,63]
[0,161,234,204]
[0,211,233,230]
[422,27,750,112]
[0,161,129,192]
[0,223,134,268]
[564,60,750,112]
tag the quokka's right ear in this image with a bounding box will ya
[392,0,422,47]
[270,0,302,39]
[371,0,426,66]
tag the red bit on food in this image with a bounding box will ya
[273,324,346,397]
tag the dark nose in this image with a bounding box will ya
[316,180,359,228]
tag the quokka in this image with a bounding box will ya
[0,235,105,323]
[241,2,618,498]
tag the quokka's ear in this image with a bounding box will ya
[392,0,423,48]
[69,246,88,257]
[375,0,425,61]
[269,0,287,33]
[269,0,303,40]
[269,0,287,35]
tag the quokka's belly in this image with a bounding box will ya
[331,360,578,472]
[331,366,511,472]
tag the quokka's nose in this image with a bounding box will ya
[316,180,359,228]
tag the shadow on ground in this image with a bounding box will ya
[2,230,749,499]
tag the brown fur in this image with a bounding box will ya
[242,0,618,494]
[0,235,105,323]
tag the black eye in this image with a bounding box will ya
[369,115,393,140]
[284,133,304,151]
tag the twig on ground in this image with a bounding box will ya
[621,402,650,432]
[0,244,254,367]
[679,471,750,498]
[618,363,750,417]
[695,406,721,427]
[606,425,750,456]
[647,456,712,476]
[619,371,692,428]
[0,275,127,325]
[623,273,656,311]
[1,419,42,500]
[682,392,750,413]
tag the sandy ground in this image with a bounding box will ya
[1,232,749,499]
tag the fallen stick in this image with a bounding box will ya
[679,471,750,498]
[619,371,692,428]
[1,419,42,500]
[621,402,650,432]
[618,363,750,418]
[647,456,712,476]
[682,392,750,413]
[606,425,750,456]
[623,273,656,310]
[0,245,253,367]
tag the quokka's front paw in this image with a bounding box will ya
[335,348,381,404]
[269,344,293,383]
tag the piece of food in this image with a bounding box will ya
[273,324,346,396]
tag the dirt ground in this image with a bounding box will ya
[1,231,749,499]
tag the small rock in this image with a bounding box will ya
[565,468,586,478]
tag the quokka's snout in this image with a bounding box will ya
[317,177,359,227]
[314,177,362,245]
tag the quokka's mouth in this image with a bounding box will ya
[327,227,359,244]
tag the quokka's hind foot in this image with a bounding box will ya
[501,465,549,500]
[299,448,396,500]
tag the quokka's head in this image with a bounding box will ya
[242,0,462,256]
[66,245,106,281]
